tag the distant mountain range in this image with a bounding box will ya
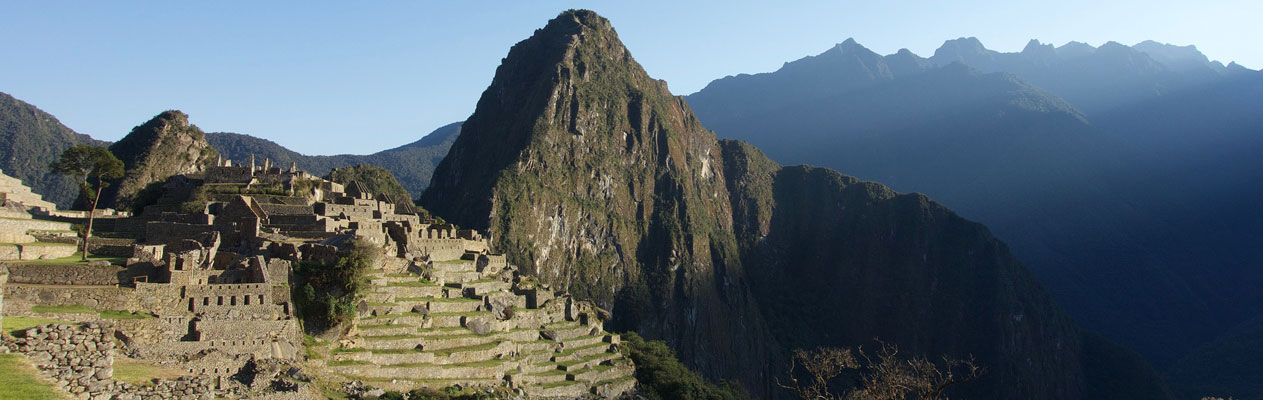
[686,37,1263,399]
[0,92,107,208]
[0,91,458,208]
[206,122,461,199]
[420,11,1167,399]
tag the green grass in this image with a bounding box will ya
[383,359,506,369]
[429,311,490,318]
[360,311,424,320]
[327,360,372,367]
[539,380,583,389]
[432,340,507,357]
[403,296,479,303]
[2,316,69,335]
[555,341,610,357]
[0,354,68,399]
[360,334,421,342]
[29,306,155,320]
[558,351,616,368]
[112,357,185,386]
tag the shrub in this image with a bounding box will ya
[620,332,749,400]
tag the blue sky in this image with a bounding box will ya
[2,1,1259,155]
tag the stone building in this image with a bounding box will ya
[2,164,636,398]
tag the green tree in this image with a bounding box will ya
[50,145,124,261]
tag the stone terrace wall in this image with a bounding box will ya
[4,263,129,286]
[2,285,140,314]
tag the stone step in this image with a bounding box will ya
[447,279,512,296]
[544,323,596,341]
[362,292,395,304]
[357,313,425,327]
[557,351,621,372]
[525,380,590,399]
[0,216,73,232]
[552,342,613,364]
[422,328,538,351]
[431,261,477,273]
[408,297,482,314]
[356,323,418,337]
[419,333,502,352]
[435,270,483,283]
[331,349,435,365]
[591,375,637,398]
[377,284,444,298]
[568,362,633,384]
[517,340,560,356]
[426,340,515,365]
[518,369,569,385]
[331,359,513,380]
[428,311,492,329]
[560,334,609,349]
[356,335,425,350]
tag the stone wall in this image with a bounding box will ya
[4,263,129,286]
[2,285,140,314]
[3,322,215,400]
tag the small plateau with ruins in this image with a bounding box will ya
[0,156,637,399]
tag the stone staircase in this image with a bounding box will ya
[328,253,636,398]
[0,169,78,260]
[0,169,58,213]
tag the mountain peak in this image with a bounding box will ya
[1056,41,1097,58]
[931,37,997,65]
[106,110,217,211]
[1133,40,1214,71]
[836,37,870,52]
[1022,39,1055,54]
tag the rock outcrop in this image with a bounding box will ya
[106,110,217,212]
[421,9,773,391]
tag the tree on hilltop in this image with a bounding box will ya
[50,145,124,261]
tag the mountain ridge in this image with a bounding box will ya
[421,9,1167,399]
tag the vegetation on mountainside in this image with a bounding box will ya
[0,92,107,208]
[206,122,461,196]
[325,164,413,203]
[105,110,218,212]
[292,238,377,332]
[420,9,1168,399]
[50,145,124,261]
[776,343,983,400]
[620,332,750,400]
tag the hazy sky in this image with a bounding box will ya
[2,1,1258,155]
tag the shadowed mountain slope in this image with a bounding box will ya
[422,10,1168,399]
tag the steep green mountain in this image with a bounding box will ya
[0,91,108,208]
[422,10,1167,399]
[103,110,217,211]
[206,122,460,199]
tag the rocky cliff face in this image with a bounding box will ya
[422,10,772,386]
[422,10,1167,399]
[106,110,217,211]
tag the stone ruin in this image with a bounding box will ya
[3,322,215,400]
[2,161,637,399]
